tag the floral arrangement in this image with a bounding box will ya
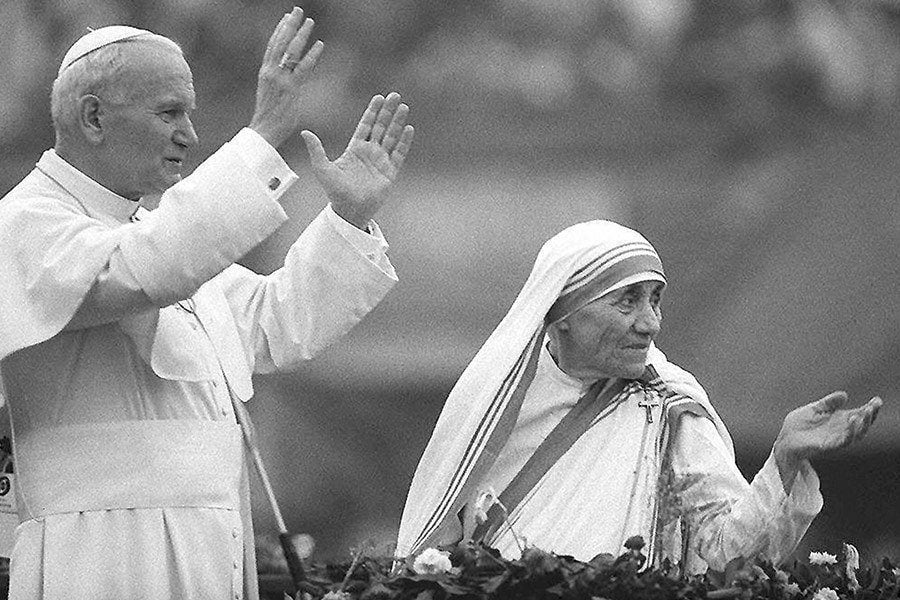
[265,537,900,600]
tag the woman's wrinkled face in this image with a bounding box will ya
[547,280,663,382]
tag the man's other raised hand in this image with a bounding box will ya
[301,93,415,230]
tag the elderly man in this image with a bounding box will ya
[398,220,881,573]
[0,8,413,600]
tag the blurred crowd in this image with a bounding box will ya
[3,0,900,174]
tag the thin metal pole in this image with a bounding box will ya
[232,398,288,531]
[230,393,310,593]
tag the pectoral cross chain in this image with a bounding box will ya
[638,394,659,423]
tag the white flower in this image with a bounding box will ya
[809,551,838,565]
[412,548,453,575]
[782,582,802,598]
[774,569,791,585]
[812,587,839,600]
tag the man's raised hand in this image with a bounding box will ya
[300,93,415,230]
[250,7,325,149]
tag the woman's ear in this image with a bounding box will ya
[545,318,569,352]
[545,319,566,368]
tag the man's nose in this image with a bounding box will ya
[174,115,198,148]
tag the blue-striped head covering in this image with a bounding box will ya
[545,221,665,323]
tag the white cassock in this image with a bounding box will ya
[0,128,397,600]
[397,220,822,574]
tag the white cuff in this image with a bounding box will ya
[229,128,299,201]
[759,452,823,517]
[322,204,393,277]
[323,203,389,253]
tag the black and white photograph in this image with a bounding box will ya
[0,1,897,598]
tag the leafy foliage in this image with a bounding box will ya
[271,539,900,600]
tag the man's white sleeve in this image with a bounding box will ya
[215,205,398,373]
[119,128,294,304]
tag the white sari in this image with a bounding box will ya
[398,220,821,573]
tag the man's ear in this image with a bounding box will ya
[78,95,104,143]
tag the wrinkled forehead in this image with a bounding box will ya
[121,39,192,81]
[106,40,194,105]
[544,220,666,323]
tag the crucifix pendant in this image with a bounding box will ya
[638,393,659,423]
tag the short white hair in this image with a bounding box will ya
[50,34,183,143]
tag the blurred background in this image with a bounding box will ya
[1,0,898,568]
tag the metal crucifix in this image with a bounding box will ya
[638,393,659,423]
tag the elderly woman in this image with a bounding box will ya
[398,220,881,573]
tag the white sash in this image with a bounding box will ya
[13,419,243,520]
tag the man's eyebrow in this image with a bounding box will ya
[154,100,195,112]
[160,96,190,106]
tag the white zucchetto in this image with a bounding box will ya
[58,25,153,76]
